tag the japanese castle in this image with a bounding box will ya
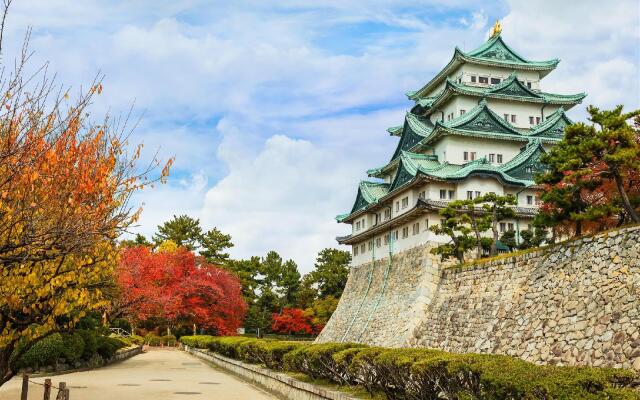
[337,22,586,266]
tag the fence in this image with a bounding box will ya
[20,374,69,400]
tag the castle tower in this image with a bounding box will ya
[318,27,587,347]
[336,28,586,267]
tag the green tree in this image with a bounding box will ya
[499,230,516,251]
[200,228,234,264]
[578,106,640,222]
[307,248,350,299]
[153,215,202,250]
[477,193,517,256]
[429,201,478,263]
[120,233,152,248]
[518,227,548,249]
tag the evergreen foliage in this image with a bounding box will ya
[180,336,639,400]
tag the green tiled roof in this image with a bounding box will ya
[409,33,559,100]
[412,74,585,113]
[347,181,390,215]
[387,125,403,136]
[529,107,573,137]
[339,141,544,222]
[390,112,434,160]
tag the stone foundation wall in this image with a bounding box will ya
[315,243,444,347]
[318,225,640,371]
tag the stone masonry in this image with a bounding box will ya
[315,243,445,347]
[317,225,640,371]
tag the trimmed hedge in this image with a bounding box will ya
[16,331,128,370]
[180,335,639,400]
[144,334,177,346]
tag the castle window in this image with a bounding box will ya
[470,152,476,161]
[440,189,446,199]
[489,153,495,162]
[479,76,488,84]
[448,190,455,199]
[511,114,516,123]
[460,109,466,116]
[470,75,477,83]
[413,222,420,235]
[354,246,359,256]
[368,241,372,251]
[376,212,382,224]
[355,221,361,230]
[508,223,514,231]
[401,197,409,209]
[529,116,535,124]
[527,195,533,205]
[490,77,500,84]
[527,82,532,89]
[394,230,399,240]
[499,222,506,232]
[424,219,429,230]
[376,237,381,248]
[362,218,366,229]
[497,154,503,163]
[384,209,391,220]
[395,201,399,212]
[463,151,469,161]
[384,234,389,245]
[475,191,480,198]
[418,190,426,199]
[402,227,409,239]
[536,116,541,124]
[525,166,533,173]
[360,244,366,253]
[503,113,509,121]
[467,191,473,200]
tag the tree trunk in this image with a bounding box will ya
[575,220,582,236]
[491,210,498,256]
[471,216,482,260]
[0,342,16,387]
[613,171,640,223]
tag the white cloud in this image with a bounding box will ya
[2,0,637,272]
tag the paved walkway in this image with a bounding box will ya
[0,348,276,400]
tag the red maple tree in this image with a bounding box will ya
[271,308,314,335]
[116,246,246,335]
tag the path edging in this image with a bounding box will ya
[184,346,359,400]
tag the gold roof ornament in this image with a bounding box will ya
[490,20,502,37]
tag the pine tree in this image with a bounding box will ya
[200,228,234,264]
[153,215,203,250]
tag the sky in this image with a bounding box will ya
[4,0,639,272]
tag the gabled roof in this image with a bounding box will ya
[529,107,573,137]
[440,98,521,135]
[343,181,390,219]
[409,33,559,99]
[390,113,434,160]
[411,74,586,115]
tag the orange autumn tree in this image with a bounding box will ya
[0,37,172,384]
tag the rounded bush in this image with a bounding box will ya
[17,334,64,369]
[60,333,85,363]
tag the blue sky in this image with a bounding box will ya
[5,0,639,271]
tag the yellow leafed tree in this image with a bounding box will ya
[0,8,172,385]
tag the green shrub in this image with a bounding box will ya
[180,336,640,400]
[162,335,177,346]
[144,333,162,346]
[60,333,85,364]
[17,334,64,369]
[96,336,125,359]
[283,342,368,383]
[129,335,144,345]
[76,330,97,360]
